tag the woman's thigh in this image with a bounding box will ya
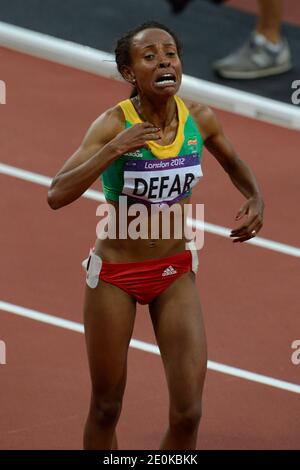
[84,278,136,398]
[149,272,207,408]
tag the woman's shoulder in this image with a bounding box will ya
[94,103,125,132]
[180,98,220,141]
[86,103,126,144]
[181,98,215,122]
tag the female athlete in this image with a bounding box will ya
[48,21,264,450]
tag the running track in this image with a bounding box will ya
[0,47,299,450]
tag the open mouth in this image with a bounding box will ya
[154,73,177,87]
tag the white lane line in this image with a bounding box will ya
[192,220,300,258]
[1,21,299,129]
[1,300,300,395]
[0,163,104,203]
[1,162,300,258]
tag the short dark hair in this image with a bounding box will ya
[115,21,182,76]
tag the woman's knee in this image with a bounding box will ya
[90,396,123,426]
[169,403,202,433]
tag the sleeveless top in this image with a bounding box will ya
[101,96,203,206]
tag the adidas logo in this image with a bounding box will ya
[124,150,143,158]
[162,265,177,277]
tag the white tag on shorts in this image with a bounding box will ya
[84,251,102,289]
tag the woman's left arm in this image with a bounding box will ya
[191,104,264,243]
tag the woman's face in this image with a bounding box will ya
[126,28,182,98]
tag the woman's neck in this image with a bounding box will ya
[133,94,177,130]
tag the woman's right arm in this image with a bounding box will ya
[47,106,160,209]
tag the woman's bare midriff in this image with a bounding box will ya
[94,195,192,263]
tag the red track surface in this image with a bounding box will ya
[1,47,299,450]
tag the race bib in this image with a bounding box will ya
[122,154,202,204]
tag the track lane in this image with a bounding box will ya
[1,176,299,385]
[1,46,300,247]
[1,311,300,449]
[1,45,300,450]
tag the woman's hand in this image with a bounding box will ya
[111,122,161,155]
[230,196,264,243]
